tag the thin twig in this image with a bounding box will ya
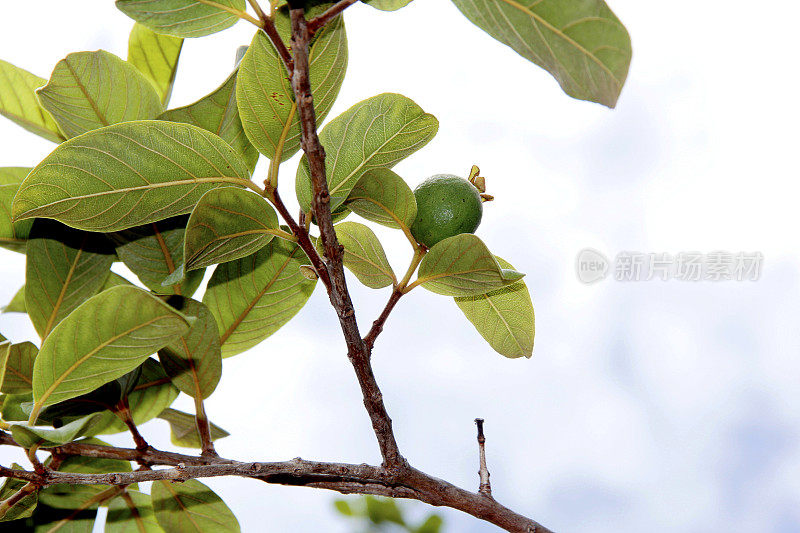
[194,397,217,458]
[307,0,360,34]
[116,402,149,452]
[475,418,492,497]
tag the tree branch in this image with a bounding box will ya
[0,437,553,533]
[307,0,360,35]
[287,7,403,468]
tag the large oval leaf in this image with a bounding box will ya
[295,93,438,213]
[184,187,280,271]
[237,12,347,161]
[327,221,396,289]
[450,0,631,108]
[415,234,524,296]
[160,67,258,172]
[152,479,240,533]
[158,298,222,399]
[13,120,253,232]
[454,257,534,358]
[346,167,417,230]
[204,238,316,357]
[0,341,37,394]
[0,59,64,143]
[0,167,34,252]
[37,50,163,138]
[29,286,191,421]
[116,0,246,38]
[25,220,115,339]
[111,215,204,296]
[128,23,184,106]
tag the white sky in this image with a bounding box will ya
[2,1,800,532]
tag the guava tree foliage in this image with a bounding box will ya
[0,0,630,531]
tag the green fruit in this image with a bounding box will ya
[410,174,483,248]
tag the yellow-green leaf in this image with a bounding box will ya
[184,187,281,271]
[455,257,534,358]
[37,50,163,138]
[158,407,229,448]
[0,59,64,143]
[106,490,162,533]
[0,341,37,394]
[29,286,191,421]
[416,234,524,296]
[346,167,417,230]
[152,479,240,533]
[10,414,105,448]
[128,23,183,106]
[0,167,33,253]
[450,0,631,108]
[12,120,253,232]
[25,220,115,339]
[296,93,438,213]
[204,239,316,357]
[116,0,246,38]
[158,298,222,399]
[327,221,396,289]
[237,12,347,162]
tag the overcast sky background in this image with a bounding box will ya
[2,1,800,532]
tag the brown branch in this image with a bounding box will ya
[194,397,217,458]
[475,418,492,497]
[116,402,148,452]
[261,17,294,72]
[307,0,360,35]
[363,288,404,353]
[287,6,403,468]
[0,450,552,533]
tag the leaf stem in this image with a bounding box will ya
[194,396,216,458]
[307,0,359,35]
[196,0,262,27]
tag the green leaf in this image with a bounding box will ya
[10,414,104,448]
[128,23,184,106]
[0,464,37,522]
[157,407,229,448]
[365,496,405,525]
[29,286,191,421]
[160,67,259,173]
[111,216,204,297]
[151,479,240,533]
[416,234,524,296]
[184,187,281,271]
[101,272,136,291]
[450,0,631,108]
[295,93,438,213]
[0,59,64,143]
[204,238,316,357]
[37,50,163,139]
[346,167,417,230]
[366,0,414,10]
[2,285,26,313]
[237,12,347,161]
[332,500,353,517]
[90,358,179,436]
[12,120,253,232]
[454,257,534,358]
[1,393,31,422]
[106,490,162,533]
[0,167,34,253]
[157,298,221,399]
[0,341,37,394]
[326,222,395,289]
[25,502,97,532]
[25,220,115,339]
[415,515,444,533]
[116,0,246,38]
